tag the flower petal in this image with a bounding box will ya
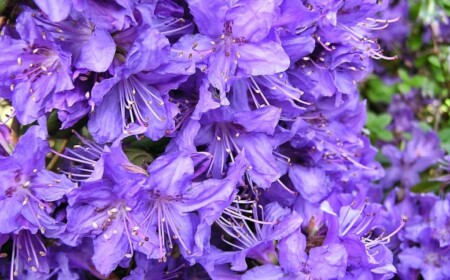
[226,0,279,42]
[237,40,290,76]
[34,0,72,22]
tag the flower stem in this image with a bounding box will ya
[47,138,69,170]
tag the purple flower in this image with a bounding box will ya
[429,195,450,247]
[299,244,348,279]
[63,144,148,275]
[280,237,348,280]
[0,28,73,124]
[0,126,76,235]
[275,0,318,63]
[53,73,93,129]
[329,195,406,279]
[202,202,302,273]
[21,8,116,73]
[169,106,281,190]
[398,238,450,280]
[381,128,444,189]
[64,147,242,275]
[376,0,411,47]
[2,230,50,279]
[386,93,417,134]
[87,26,191,143]
[229,73,310,114]
[289,45,372,104]
[0,0,422,278]
[241,264,284,280]
[133,151,244,261]
[275,100,382,201]
[123,252,208,280]
[46,240,105,279]
[174,0,290,94]
[34,0,135,30]
[308,0,395,60]
[288,164,332,203]
[52,130,108,182]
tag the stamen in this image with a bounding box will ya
[276,179,298,196]
[216,200,278,250]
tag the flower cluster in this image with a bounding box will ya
[0,0,438,279]
[362,1,450,279]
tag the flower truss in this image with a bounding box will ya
[0,0,448,280]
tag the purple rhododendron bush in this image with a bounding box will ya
[0,0,449,279]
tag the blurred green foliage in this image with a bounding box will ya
[361,0,450,192]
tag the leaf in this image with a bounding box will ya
[428,55,441,68]
[124,148,154,167]
[378,130,394,142]
[398,83,411,94]
[364,75,396,103]
[366,112,393,142]
[0,0,6,14]
[398,69,410,82]
[411,179,441,193]
[409,75,427,87]
[439,127,450,153]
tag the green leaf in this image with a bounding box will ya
[125,148,154,167]
[398,69,410,82]
[375,152,390,165]
[428,55,441,68]
[411,179,441,193]
[366,112,393,142]
[364,75,396,103]
[126,137,170,155]
[366,112,392,128]
[408,75,427,87]
[398,83,411,94]
[0,0,6,14]
[378,130,394,141]
[439,127,450,153]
